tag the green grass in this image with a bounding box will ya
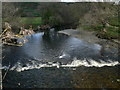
[94,25,104,31]
[97,26,119,39]
[3,17,43,29]
[82,25,93,31]
[19,17,42,28]
[108,16,120,26]
[106,30,118,38]
[81,23,119,39]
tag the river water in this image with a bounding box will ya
[1,29,120,88]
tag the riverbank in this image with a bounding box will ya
[58,28,119,48]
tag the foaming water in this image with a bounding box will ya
[62,58,119,67]
[2,32,119,73]
[2,30,120,88]
[2,58,119,72]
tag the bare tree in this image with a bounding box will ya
[2,2,21,31]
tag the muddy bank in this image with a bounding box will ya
[58,29,119,49]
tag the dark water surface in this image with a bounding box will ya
[2,30,120,88]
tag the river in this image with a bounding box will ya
[1,29,120,88]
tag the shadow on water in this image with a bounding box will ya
[2,29,119,88]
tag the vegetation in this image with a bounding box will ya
[108,17,120,26]
[81,16,119,39]
[19,17,42,28]
[2,2,119,39]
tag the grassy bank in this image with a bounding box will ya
[80,17,120,40]
[3,17,42,29]
[19,17,42,28]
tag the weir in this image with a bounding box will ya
[2,29,119,88]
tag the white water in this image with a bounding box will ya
[1,58,119,72]
[62,58,119,67]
